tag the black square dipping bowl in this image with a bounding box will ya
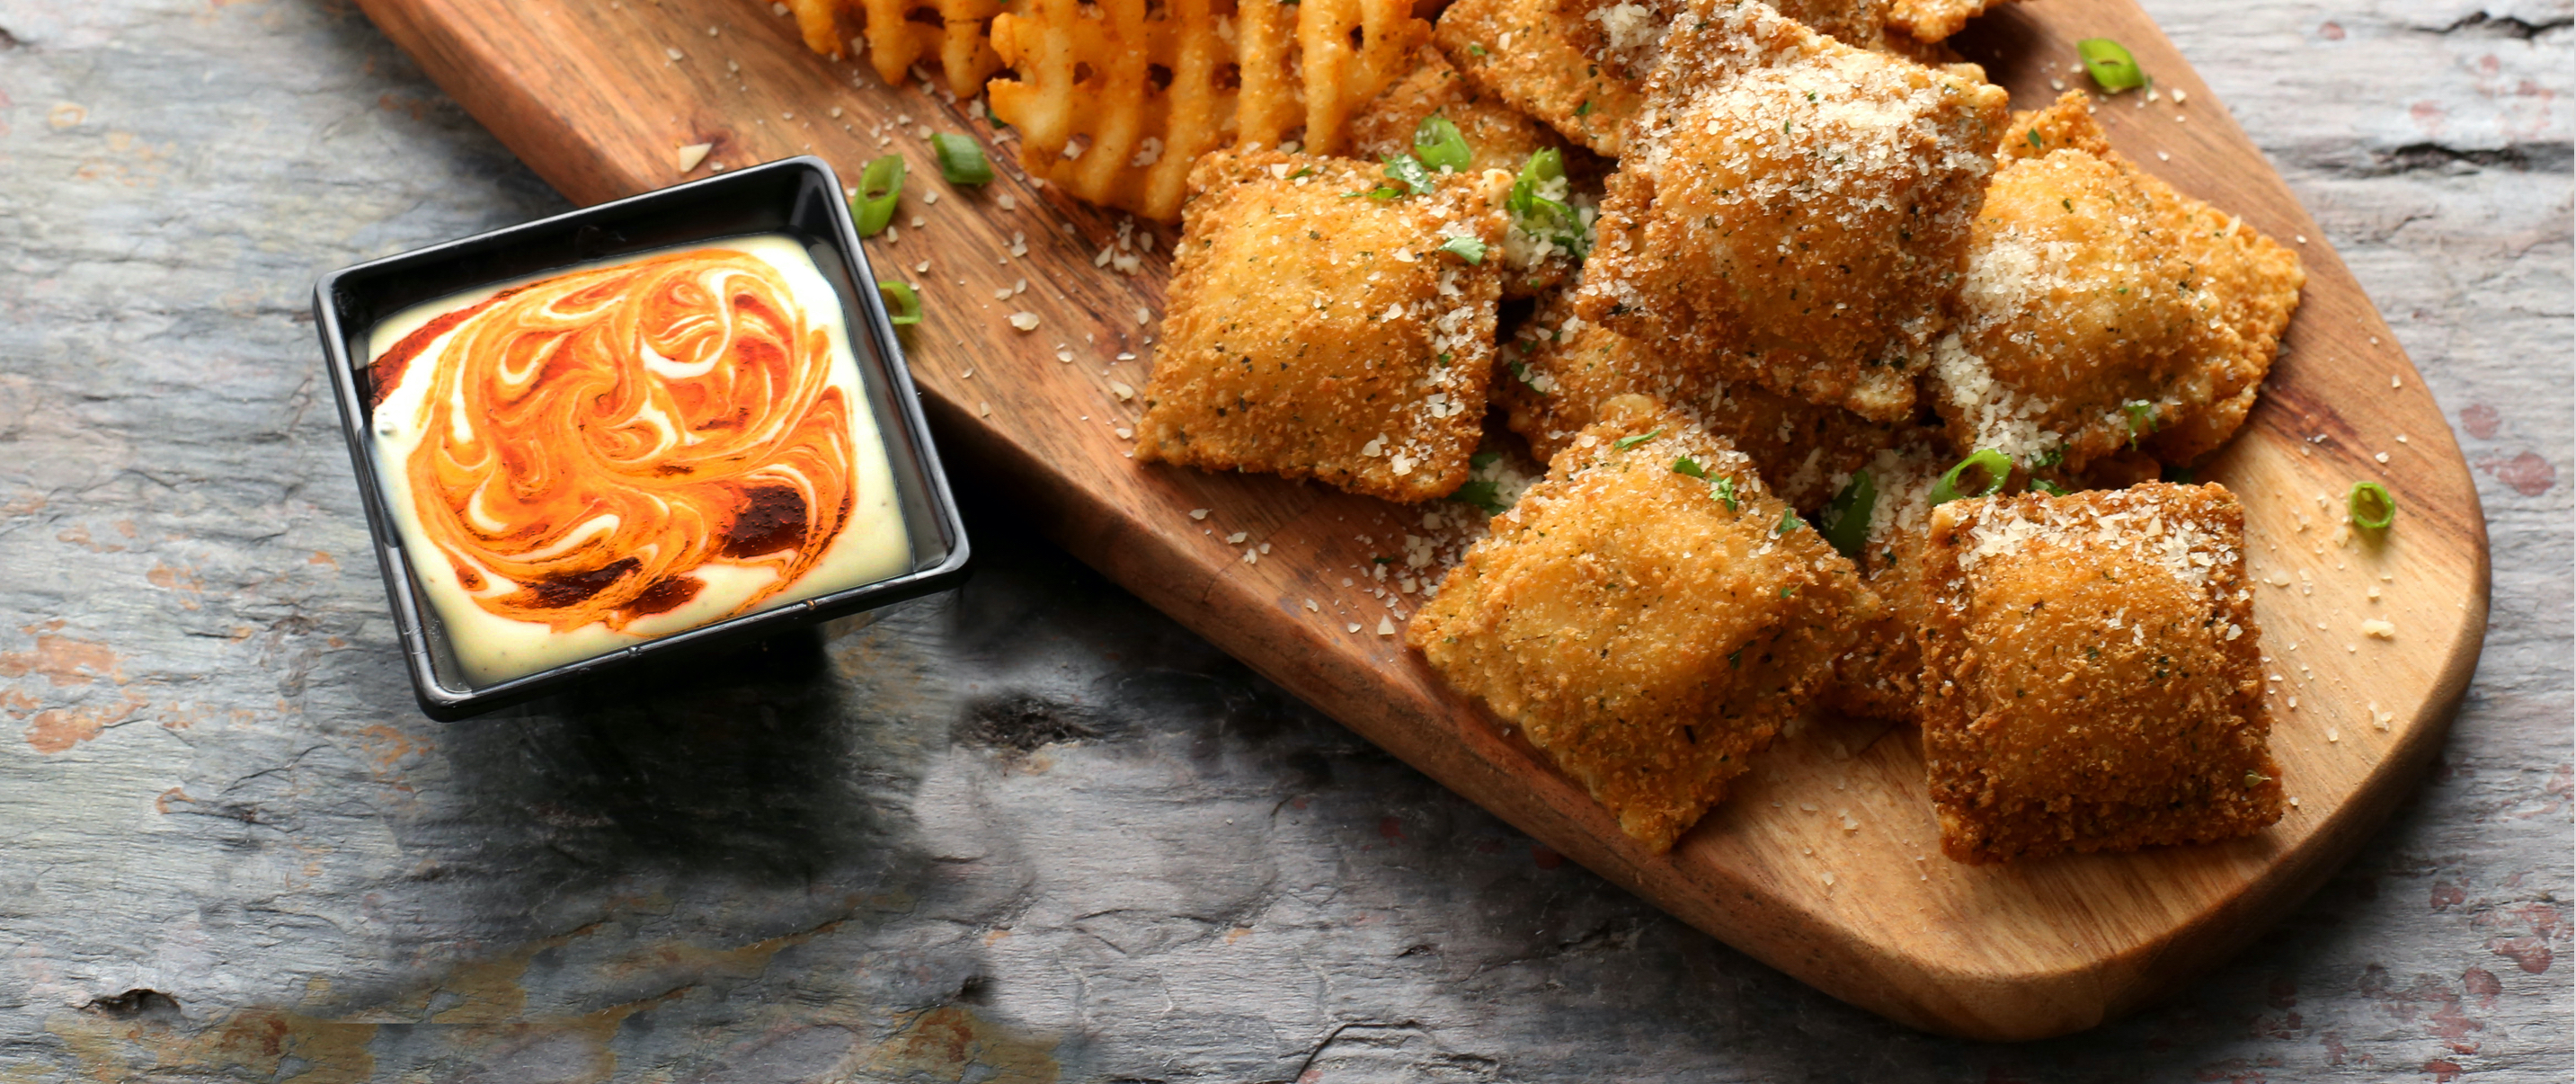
[315,156,970,720]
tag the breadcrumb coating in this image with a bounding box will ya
[1818,442,1945,720]
[1349,48,1600,296]
[1431,0,1649,155]
[1498,293,1907,511]
[1408,395,1877,851]
[1885,0,2013,42]
[1135,151,1508,502]
[1920,482,2282,864]
[1932,93,2304,475]
[1574,0,2008,422]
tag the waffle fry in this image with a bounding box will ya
[987,0,1241,221]
[778,0,1005,98]
[1234,0,1434,155]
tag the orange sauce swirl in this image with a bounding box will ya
[372,247,857,633]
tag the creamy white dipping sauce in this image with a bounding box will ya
[366,235,910,686]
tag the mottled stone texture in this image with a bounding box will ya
[0,0,2566,1080]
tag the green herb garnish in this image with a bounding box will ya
[2077,38,2147,93]
[1775,507,1804,535]
[928,133,992,185]
[2122,400,2159,448]
[1451,479,1507,515]
[853,154,907,236]
[1672,456,1708,479]
[1612,428,1662,450]
[1506,148,1590,259]
[1382,153,1435,196]
[1714,476,1739,511]
[1817,469,1876,560]
[2348,481,2395,531]
[1413,116,1472,173]
[1929,449,2012,507]
[1438,235,1488,264]
[2030,478,2069,497]
[876,280,923,325]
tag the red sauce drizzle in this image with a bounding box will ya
[372,248,857,633]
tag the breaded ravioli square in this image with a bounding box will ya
[1432,0,1648,155]
[1817,442,1945,721]
[1408,395,1877,851]
[1920,482,2282,864]
[1932,93,2305,477]
[1498,296,1908,511]
[1135,151,1507,502]
[1574,0,2009,422]
[1349,48,1597,297]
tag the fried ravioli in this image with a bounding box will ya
[1817,442,1945,721]
[1931,93,2305,476]
[1408,395,1877,851]
[1920,482,2281,864]
[1573,0,2008,422]
[1349,48,1599,296]
[1498,295,1907,510]
[1431,0,1648,155]
[1135,151,1508,502]
[1885,0,2013,42]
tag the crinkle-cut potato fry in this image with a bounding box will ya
[1928,92,2302,475]
[1818,442,1943,721]
[988,0,1241,221]
[1574,0,2008,422]
[1133,152,1508,502]
[1921,483,2281,864]
[1408,395,1877,852]
[779,0,1004,97]
[1430,0,1646,155]
[1499,294,1904,511]
[1231,0,1434,155]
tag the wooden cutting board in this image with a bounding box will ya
[351,0,2491,1040]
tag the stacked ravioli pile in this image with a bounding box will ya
[1124,0,2306,863]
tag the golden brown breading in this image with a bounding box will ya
[1817,442,1945,720]
[1885,0,2013,42]
[1573,0,2008,422]
[1408,395,1878,851]
[1929,93,2304,474]
[1135,152,1508,502]
[1498,294,1907,510]
[1349,47,1577,176]
[1348,48,1596,296]
[1434,0,1950,156]
[1431,0,1648,155]
[1920,482,2282,864]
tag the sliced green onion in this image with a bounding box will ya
[2077,38,2146,93]
[1506,148,1590,259]
[1929,449,2012,506]
[1413,116,1472,173]
[1451,479,1506,515]
[1438,235,1487,264]
[2349,481,2395,530]
[876,280,922,325]
[1672,456,1708,480]
[1714,476,1739,511]
[1817,469,1876,560]
[929,132,993,185]
[1612,428,1661,450]
[853,154,906,236]
[1287,166,1316,180]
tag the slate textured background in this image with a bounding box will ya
[0,0,2568,1080]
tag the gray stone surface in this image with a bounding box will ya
[0,0,2566,1080]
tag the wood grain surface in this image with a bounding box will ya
[347,0,2492,1039]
